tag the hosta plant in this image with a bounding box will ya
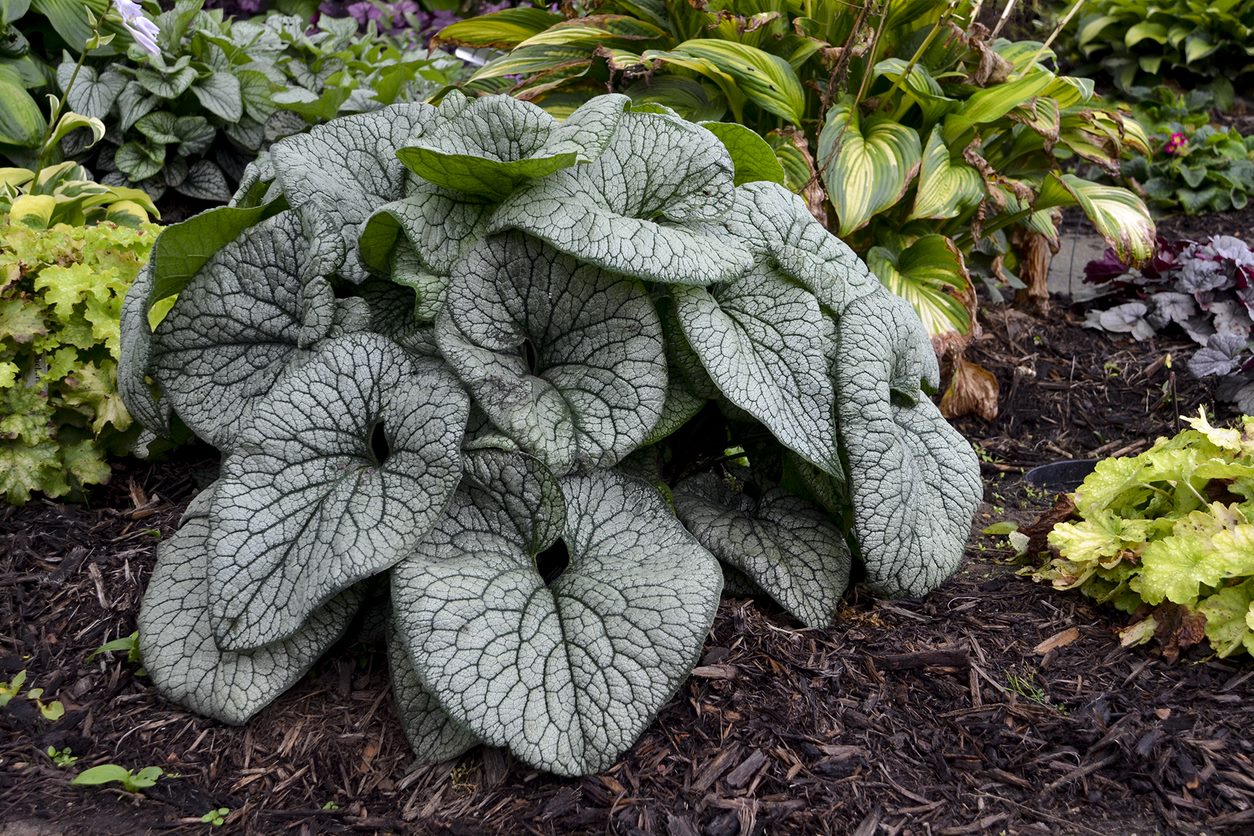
[434,0,1155,344]
[1,218,157,503]
[1033,411,1254,659]
[1083,235,1254,412]
[120,93,981,775]
[1069,0,1254,92]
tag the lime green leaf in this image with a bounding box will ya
[819,98,921,236]
[942,70,1053,145]
[1199,580,1254,658]
[698,122,785,186]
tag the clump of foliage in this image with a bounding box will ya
[433,0,1154,342]
[1034,411,1254,659]
[1071,0,1254,92]
[121,94,981,776]
[0,219,157,503]
[1083,235,1254,412]
[51,1,462,203]
[1119,84,1254,215]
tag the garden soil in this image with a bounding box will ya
[2,302,1253,834]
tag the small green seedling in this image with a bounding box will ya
[89,631,142,664]
[24,688,65,721]
[200,808,230,826]
[321,801,339,812]
[46,746,78,767]
[0,671,27,707]
[71,764,165,792]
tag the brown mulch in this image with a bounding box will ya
[2,310,1253,835]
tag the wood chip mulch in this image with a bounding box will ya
[1,307,1252,835]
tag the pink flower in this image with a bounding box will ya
[1163,132,1188,156]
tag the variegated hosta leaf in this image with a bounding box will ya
[391,458,722,776]
[271,103,436,284]
[867,234,974,337]
[436,232,666,474]
[489,109,753,285]
[706,182,881,315]
[1038,173,1156,266]
[833,293,981,597]
[149,211,335,450]
[209,333,469,650]
[395,93,629,200]
[818,98,922,237]
[674,473,851,628]
[909,127,983,221]
[672,259,840,475]
[139,488,362,725]
[385,617,479,763]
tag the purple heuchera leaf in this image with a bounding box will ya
[1083,247,1128,284]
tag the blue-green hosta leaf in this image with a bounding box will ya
[395,94,629,200]
[672,260,839,475]
[139,489,363,724]
[436,232,666,474]
[674,473,850,628]
[208,333,469,650]
[703,182,881,316]
[391,459,721,776]
[833,293,981,597]
[385,617,479,762]
[489,110,753,285]
[149,211,335,449]
[271,103,436,284]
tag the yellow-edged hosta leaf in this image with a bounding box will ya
[664,39,805,126]
[433,8,564,49]
[866,234,971,336]
[1038,173,1155,266]
[818,98,921,236]
[909,127,982,220]
[9,194,54,228]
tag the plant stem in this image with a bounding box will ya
[33,15,103,178]
[1016,0,1087,78]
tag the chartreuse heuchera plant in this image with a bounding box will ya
[1035,411,1254,659]
[119,92,982,776]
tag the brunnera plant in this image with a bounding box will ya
[119,92,982,776]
